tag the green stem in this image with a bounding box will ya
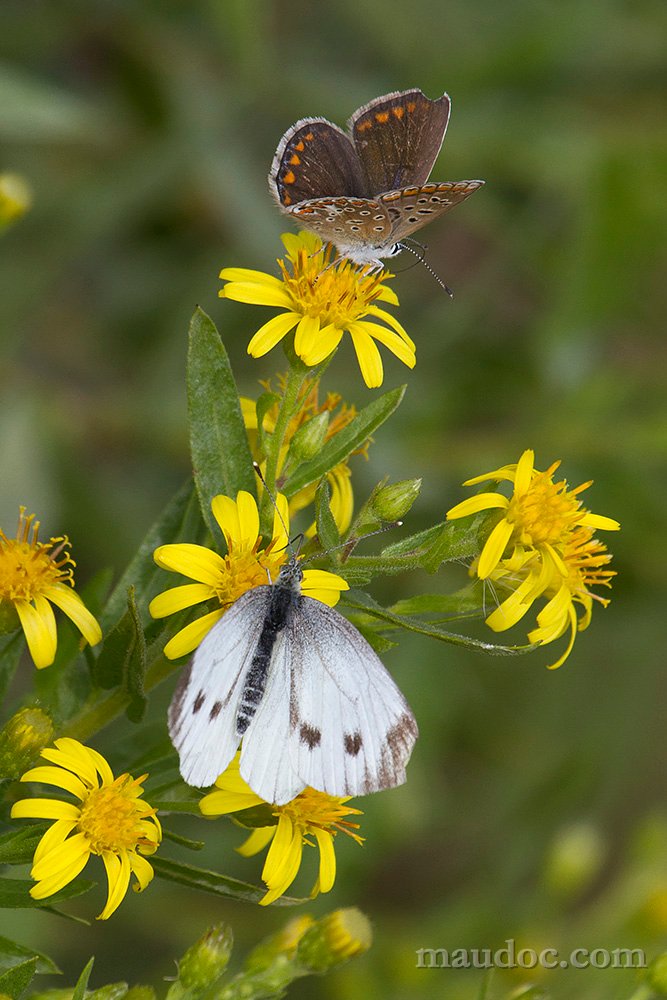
[60,653,179,742]
[259,359,310,532]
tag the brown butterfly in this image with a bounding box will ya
[269,88,483,268]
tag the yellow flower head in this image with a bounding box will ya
[219,232,415,388]
[0,507,102,669]
[200,754,363,906]
[11,737,161,920]
[242,374,363,536]
[149,490,348,659]
[447,450,620,668]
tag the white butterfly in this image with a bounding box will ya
[169,555,418,805]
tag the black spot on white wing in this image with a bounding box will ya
[209,701,222,720]
[300,723,322,749]
[344,731,363,756]
[193,690,205,714]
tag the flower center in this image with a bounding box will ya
[280,246,387,328]
[213,547,286,609]
[276,788,364,845]
[0,508,74,604]
[77,775,155,855]
[507,466,589,547]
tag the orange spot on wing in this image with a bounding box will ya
[375,111,390,123]
[289,154,301,165]
[304,132,314,141]
[406,101,417,113]
[356,119,372,132]
[283,194,292,206]
[283,170,296,184]
[295,140,305,151]
[392,106,405,119]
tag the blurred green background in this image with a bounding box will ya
[2,1,666,997]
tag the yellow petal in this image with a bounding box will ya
[149,583,214,619]
[222,282,293,308]
[44,583,102,647]
[98,851,131,919]
[32,819,78,866]
[581,512,621,532]
[354,321,415,369]
[294,314,322,360]
[153,543,227,587]
[446,493,509,520]
[513,449,535,496]
[49,738,114,786]
[20,765,87,800]
[477,518,514,579]
[31,831,89,880]
[247,312,300,357]
[199,788,262,816]
[163,608,224,659]
[235,491,261,549]
[299,324,343,366]
[128,851,154,892]
[314,828,336,894]
[14,597,57,669]
[237,826,276,857]
[348,325,383,388]
[11,798,80,821]
[219,267,283,285]
[29,850,90,900]
[365,305,415,350]
[261,816,302,905]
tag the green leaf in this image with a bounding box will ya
[341,591,535,655]
[0,824,49,865]
[72,959,94,1000]
[254,391,281,461]
[390,589,483,618]
[100,481,203,633]
[0,956,37,998]
[161,828,205,850]
[151,857,303,906]
[86,984,129,1000]
[0,936,60,976]
[314,479,340,553]
[187,307,255,538]
[0,876,94,909]
[92,589,147,723]
[0,633,23,708]
[284,385,406,497]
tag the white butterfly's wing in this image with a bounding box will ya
[238,633,307,806]
[288,598,418,798]
[237,596,417,803]
[168,587,272,787]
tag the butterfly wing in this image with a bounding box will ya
[349,89,451,194]
[168,587,272,788]
[381,179,485,242]
[269,117,370,210]
[279,596,417,801]
[286,195,393,250]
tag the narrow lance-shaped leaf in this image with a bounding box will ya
[72,958,95,1000]
[100,481,202,632]
[151,857,303,906]
[0,935,60,975]
[0,957,37,998]
[314,478,340,554]
[187,307,255,538]
[284,385,405,496]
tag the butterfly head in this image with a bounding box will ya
[277,556,304,592]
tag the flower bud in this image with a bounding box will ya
[543,822,604,899]
[296,908,372,972]
[244,915,315,973]
[0,708,54,781]
[0,174,32,228]
[646,953,667,994]
[289,413,330,462]
[177,924,233,992]
[371,479,421,521]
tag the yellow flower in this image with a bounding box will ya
[200,755,363,906]
[0,507,102,669]
[447,450,620,668]
[149,490,348,659]
[0,173,32,228]
[11,738,161,920]
[219,231,415,388]
[242,375,362,536]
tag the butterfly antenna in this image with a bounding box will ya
[300,519,403,566]
[396,240,454,298]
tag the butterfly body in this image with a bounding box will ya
[269,89,484,267]
[169,557,418,805]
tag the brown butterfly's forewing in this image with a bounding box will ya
[349,90,450,193]
[269,118,369,209]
